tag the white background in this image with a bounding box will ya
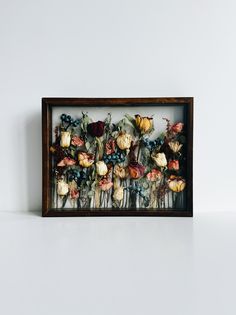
[0,0,236,314]
[0,0,235,212]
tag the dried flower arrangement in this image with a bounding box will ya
[50,111,187,211]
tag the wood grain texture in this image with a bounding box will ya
[42,97,193,217]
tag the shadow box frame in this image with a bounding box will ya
[42,97,193,217]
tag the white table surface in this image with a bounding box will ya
[0,211,235,315]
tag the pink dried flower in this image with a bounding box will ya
[70,189,79,199]
[71,135,84,147]
[146,169,162,181]
[171,122,184,133]
[105,139,116,155]
[57,157,76,167]
[99,179,113,191]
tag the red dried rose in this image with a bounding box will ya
[168,160,179,170]
[87,121,105,137]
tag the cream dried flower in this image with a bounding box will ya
[151,152,167,167]
[168,141,183,153]
[60,131,71,148]
[57,179,69,196]
[116,132,132,150]
[96,161,108,176]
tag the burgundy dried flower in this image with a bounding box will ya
[87,121,105,137]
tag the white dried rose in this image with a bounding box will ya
[96,161,108,176]
[168,141,183,153]
[60,131,71,148]
[113,187,124,201]
[152,152,167,167]
[57,180,69,196]
[116,132,132,150]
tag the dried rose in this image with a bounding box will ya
[128,162,145,179]
[57,157,76,167]
[78,152,94,168]
[171,122,184,133]
[113,187,124,201]
[50,146,56,153]
[71,135,84,147]
[69,181,79,199]
[60,131,71,148]
[168,141,183,153]
[116,132,132,150]
[168,175,186,192]
[57,180,69,196]
[114,165,128,179]
[146,169,162,181]
[168,160,179,170]
[70,189,79,199]
[96,161,108,176]
[87,121,105,137]
[135,114,153,133]
[99,179,113,191]
[151,152,167,167]
[105,139,116,155]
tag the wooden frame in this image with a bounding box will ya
[42,98,193,217]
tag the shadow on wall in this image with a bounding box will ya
[25,112,42,212]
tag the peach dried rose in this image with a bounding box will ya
[57,157,76,167]
[99,179,113,191]
[71,135,84,147]
[146,169,162,181]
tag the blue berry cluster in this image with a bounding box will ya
[127,185,144,195]
[68,169,86,182]
[126,186,149,203]
[103,151,126,164]
[61,114,80,127]
[142,137,164,151]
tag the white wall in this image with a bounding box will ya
[0,0,235,212]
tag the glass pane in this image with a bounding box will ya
[50,105,186,211]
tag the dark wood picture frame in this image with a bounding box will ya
[42,98,193,217]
